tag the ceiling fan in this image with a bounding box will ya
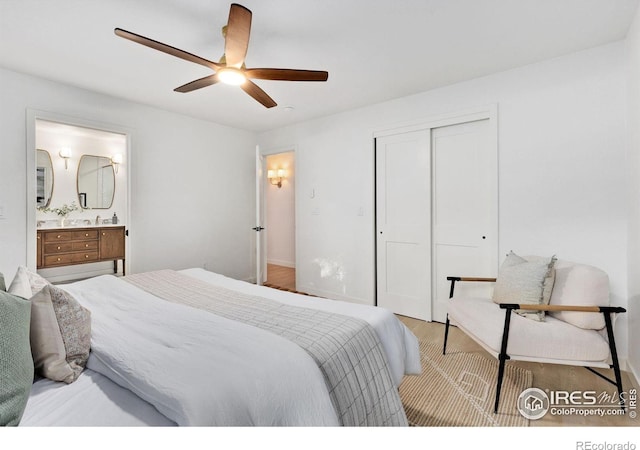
[114,3,328,108]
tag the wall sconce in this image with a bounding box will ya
[111,153,123,174]
[59,148,72,170]
[267,169,286,188]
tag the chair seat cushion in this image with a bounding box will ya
[447,296,610,363]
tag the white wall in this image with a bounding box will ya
[625,6,640,383]
[0,67,256,282]
[258,42,630,358]
[265,152,295,268]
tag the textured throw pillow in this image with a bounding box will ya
[7,266,50,299]
[523,255,557,306]
[30,285,91,384]
[0,290,34,426]
[492,251,557,321]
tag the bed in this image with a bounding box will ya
[16,268,421,426]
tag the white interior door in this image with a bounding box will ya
[255,145,266,285]
[376,130,431,320]
[431,119,498,323]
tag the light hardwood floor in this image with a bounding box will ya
[399,315,638,427]
[265,264,296,291]
[261,266,638,426]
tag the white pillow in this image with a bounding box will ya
[492,251,557,321]
[7,266,50,299]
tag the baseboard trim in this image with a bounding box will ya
[266,259,295,268]
[295,285,373,306]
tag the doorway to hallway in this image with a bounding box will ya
[263,151,296,291]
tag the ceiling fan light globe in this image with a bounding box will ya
[218,68,247,85]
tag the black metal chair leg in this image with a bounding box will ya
[443,315,450,355]
[443,277,459,356]
[494,355,507,413]
[494,308,513,413]
[603,312,625,410]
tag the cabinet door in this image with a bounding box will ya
[100,228,125,260]
[37,232,43,268]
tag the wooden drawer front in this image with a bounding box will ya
[44,251,99,266]
[72,251,99,263]
[43,231,74,242]
[72,240,98,251]
[44,242,74,254]
[73,230,99,240]
[45,241,99,253]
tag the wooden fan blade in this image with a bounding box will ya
[224,4,252,68]
[241,80,277,108]
[115,28,220,71]
[245,68,329,82]
[174,74,219,93]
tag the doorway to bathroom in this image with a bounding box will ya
[26,110,130,283]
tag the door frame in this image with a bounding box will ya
[257,144,298,287]
[373,104,499,319]
[26,109,133,276]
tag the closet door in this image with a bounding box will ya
[375,115,497,322]
[431,119,497,323]
[376,130,431,320]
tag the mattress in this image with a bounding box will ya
[18,268,420,426]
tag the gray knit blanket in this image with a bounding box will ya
[123,270,407,426]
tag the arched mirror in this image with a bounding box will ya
[77,155,115,209]
[36,149,54,208]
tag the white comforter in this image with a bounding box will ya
[62,269,420,426]
[180,268,421,386]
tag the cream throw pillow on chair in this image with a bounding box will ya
[492,251,557,321]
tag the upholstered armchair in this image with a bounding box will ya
[442,253,626,413]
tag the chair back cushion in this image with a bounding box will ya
[549,260,609,330]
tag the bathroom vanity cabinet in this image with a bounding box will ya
[37,225,125,275]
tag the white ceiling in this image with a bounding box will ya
[1,0,638,132]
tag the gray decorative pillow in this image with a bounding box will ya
[492,251,557,321]
[30,285,91,384]
[7,266,50,299]
[0,290,34,426]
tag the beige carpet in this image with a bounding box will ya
[399,341,532,427]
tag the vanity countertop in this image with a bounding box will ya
[37,221,125,229]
